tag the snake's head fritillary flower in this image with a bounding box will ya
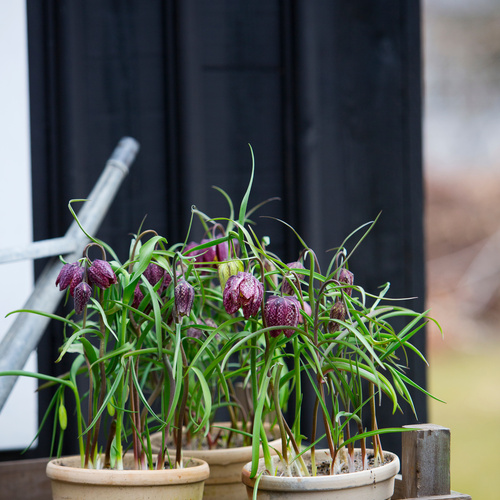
[184,240,216,273]
[88,260,117,290]
[175,280,195,317]
[74,282,92,314]
[214,234,229,262]
[264,295,300,338]
[328,299,347,333]
[55,262,84,297]
[338,268,354,296]
[144,263,172,293]
[132,285,144,309]
[223,271,263,319]
[281,261,306,295]
[199,238,217,264]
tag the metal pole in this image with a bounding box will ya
[0,137,139,411]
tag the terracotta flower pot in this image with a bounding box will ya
[241,449,400,500]
[46,454,209,500]
[151,423,281,500]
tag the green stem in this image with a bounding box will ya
[250,335,258,421]
[72,385,85,467]
[318,376,336,473]
[271,365,288,465]
[114,306,129,470]
[292,335,301,447]
[369,382,383,463]
[90,288,108,464]
[175,344,189,467]
[310,395,320,476]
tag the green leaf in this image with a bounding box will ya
[190,366,212,432]
[238,144,255,226]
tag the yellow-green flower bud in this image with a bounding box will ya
[218,259,244,290]
[107,397,116,417]
[58,403,68,430]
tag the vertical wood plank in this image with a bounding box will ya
[402,424,451,497]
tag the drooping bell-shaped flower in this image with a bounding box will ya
[186,321,203,340]
[88,259,117,290]
[281,261,306,295]
[184,240,216,274]
[214,235,229,262]
[264,295,300,338]
[338,268,354,296]
[132,285,144,309]
[74,281,92,314]
[223,271,263,319]
[186,318,220,342]
[55,262,84,297]
[184,241,203,261]
[185,239,216,265]
[175,280,195,317]
[200,238,217,264]
[328,299,347,333]
[143,263,172,293]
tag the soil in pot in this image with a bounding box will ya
[241,448,400,500]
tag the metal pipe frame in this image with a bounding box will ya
[0,136,140,411]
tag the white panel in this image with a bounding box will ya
[0,0,37,451]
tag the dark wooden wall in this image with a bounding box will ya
[4,0,425,460]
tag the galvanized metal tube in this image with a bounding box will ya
[0,137,140,411]
[0,237,77,264]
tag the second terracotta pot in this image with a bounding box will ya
[152,423,281,500]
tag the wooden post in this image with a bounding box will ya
[392,424,471,500]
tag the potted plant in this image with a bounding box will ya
[0,151,438,500]
[0,156,284,500]
[216,176,439,497]
[0,210,218,498]
[147,202,284,499]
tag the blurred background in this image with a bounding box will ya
[424,0,500,498]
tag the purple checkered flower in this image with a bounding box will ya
[328,299,347,333]
[88,260,117,290]
[175,280,195,317]
[281,261,306,295]
[338,268,354,296]
[74,282,92,314]
[223,271,263,319]
[264,295,300,338]
[214,234,229,262]
[144,263,172,293]
[55,262,84,297]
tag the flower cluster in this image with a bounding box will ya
[3,166,435,477]
[56,255,117,314]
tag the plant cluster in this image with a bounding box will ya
[1,160,437,476]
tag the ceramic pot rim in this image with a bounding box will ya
[241,449,400,492]
[46,455,210,486]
